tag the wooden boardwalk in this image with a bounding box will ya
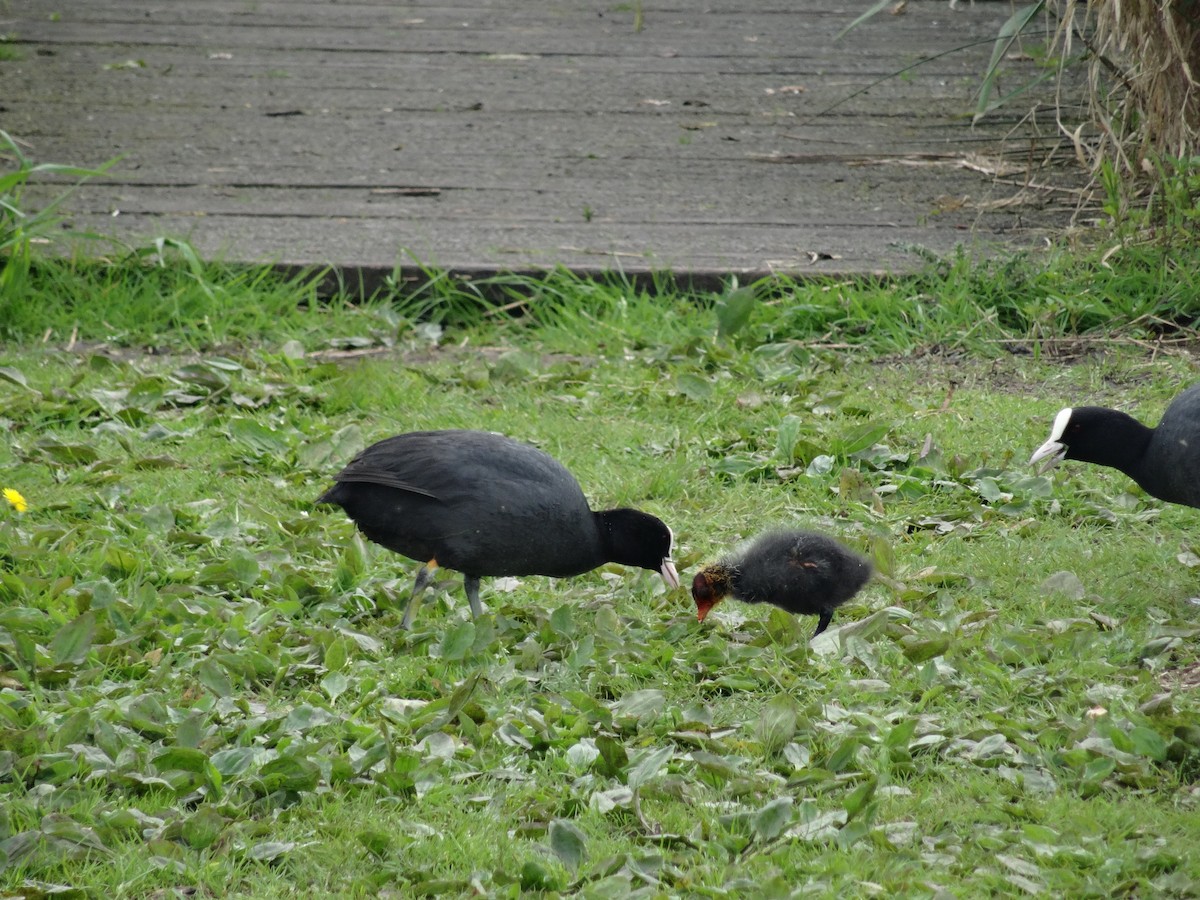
[5,1,1085,283]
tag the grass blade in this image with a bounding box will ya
[834,0,896,43]
[974,2,1045,123]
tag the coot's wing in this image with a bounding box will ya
[325,430,585,512]
[326,433,460,500]
[331,468,440,500]
[395,433,598,576]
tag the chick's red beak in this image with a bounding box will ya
[692,571,719,622]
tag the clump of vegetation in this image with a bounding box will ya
[1054,0,1199,174]
[1048,0,1200,237]
[0,130,118,294]
[2,260,1199,895]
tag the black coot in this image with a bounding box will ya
[691,530,872,637]
[318,430,680,627]
[1030,383,1200,507]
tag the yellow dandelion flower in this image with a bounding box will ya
[3,488,28,513]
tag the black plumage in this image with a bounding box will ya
[691,529,872,636]
[1030,383,1200,508]
[317,430,679,627]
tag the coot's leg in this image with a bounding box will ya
[464,575,483,618]
[812,609,833,637]
[401,560,438,629]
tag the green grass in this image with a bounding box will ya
[1,250,1199,898]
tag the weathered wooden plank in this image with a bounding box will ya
[10,1,1057,92]
[6,101,1069,163]
[2,0,1086,280]
[50,210,1029,277]
[14,148,1068,198]
[3,65,1030,117]
[39,178,1010,226]
[15,2,1032,50]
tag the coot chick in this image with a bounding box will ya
[317,430,680,627]
[692,529,872,637]
[1029,384,1200,508]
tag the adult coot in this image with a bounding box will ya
[691,529,872,636]
[318,430,680,627]
[1029,384,1200,507]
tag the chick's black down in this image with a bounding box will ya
[693,530,872,636]
[728,531,870,612]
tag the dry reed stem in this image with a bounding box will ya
[1052,0,1200,174]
